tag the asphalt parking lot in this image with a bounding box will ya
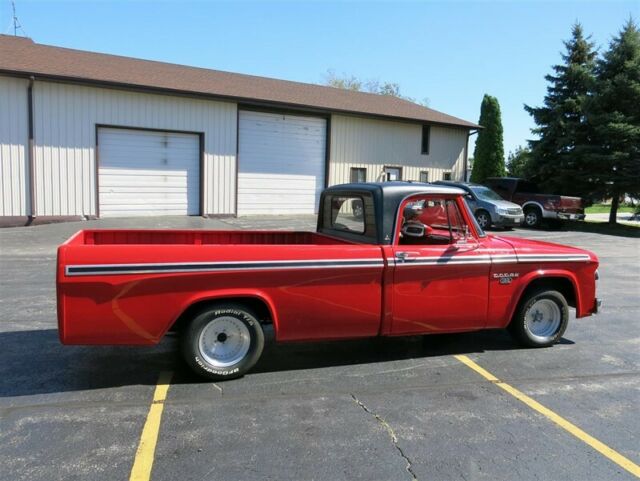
[0,217,639,481]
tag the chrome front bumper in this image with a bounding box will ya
[593,298,602,314]
[493,214,524,226]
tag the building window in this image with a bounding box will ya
[443,172,452,180]
[421,125,430,155]
[419,171,429,183]
[350,167,367,183]
[384,166,402,181]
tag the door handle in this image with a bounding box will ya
[395,251,418,262]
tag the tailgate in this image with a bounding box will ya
[559,196,584,213]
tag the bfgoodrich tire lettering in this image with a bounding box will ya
[509,289,569,347]
[181,303,265,381]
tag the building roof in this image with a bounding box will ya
[0,35,479,129]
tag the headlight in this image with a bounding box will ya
[496,208,508,215]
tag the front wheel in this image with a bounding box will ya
[509,289,569,347]
[181,303,265,380]
[475,210,491,230]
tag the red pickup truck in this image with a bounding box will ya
[484,177,585,228]
[57,182,600,380]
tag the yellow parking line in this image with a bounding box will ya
[129,371,174,481]
[454,355,640,479]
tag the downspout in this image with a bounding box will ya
[464,129,479,182]
[27,76,36,220]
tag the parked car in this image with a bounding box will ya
[57,182,600,381]
[434,180,523,229]
[484,177,585,228]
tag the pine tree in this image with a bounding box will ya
[507,146,533,177]
[586,19,640,224]
[470,95,505,183]
[524,24,597,195]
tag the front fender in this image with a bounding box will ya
[506,269,581,323]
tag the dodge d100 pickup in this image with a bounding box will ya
[57,182,600,380]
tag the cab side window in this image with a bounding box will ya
[399,196,468,245]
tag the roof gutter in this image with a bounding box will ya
[464,129,480,182]
[27,75,35,219]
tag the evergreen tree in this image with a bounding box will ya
[507,146,533,177]
[586,19,640,224]
[524,24,597,195]
[470,94,505,183]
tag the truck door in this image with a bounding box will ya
[391,194,490,335]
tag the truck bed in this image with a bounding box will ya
[57,229,385,346]
[66,229,351,246]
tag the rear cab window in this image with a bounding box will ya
[319,192,377,243]
[515,180,540,193]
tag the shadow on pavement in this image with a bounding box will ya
[0,328,575,397]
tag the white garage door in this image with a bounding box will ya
[238,111,326,215]
[98,128,200,217]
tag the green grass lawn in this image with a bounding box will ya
[586,204,635,214]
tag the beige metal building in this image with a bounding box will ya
[0,35,478,224]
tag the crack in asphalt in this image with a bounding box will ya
[350,393,418,481]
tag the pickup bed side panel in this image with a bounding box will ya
[58,243,385,345]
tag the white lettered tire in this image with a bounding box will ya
[181,303,265,380]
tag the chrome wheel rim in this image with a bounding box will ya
[477,213,489,228]
[198,316,251,368]
[525,212,538,226]
[525,299,561,340]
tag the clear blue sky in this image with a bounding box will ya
[2,0,638,157]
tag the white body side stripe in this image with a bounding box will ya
[65,258,385,277]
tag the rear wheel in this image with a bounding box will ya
[181,303,265,380]
[475,210,491,229]
[523,206,542,228]
[509,289,569,347]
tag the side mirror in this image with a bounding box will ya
[401,223,425,238]
[401,223,434,238]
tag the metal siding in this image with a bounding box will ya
[0,76,29,216]
[238,111,326,215]
[32,81,236,216]
[329,115,467,185]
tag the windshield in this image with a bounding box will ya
[461,198,486,237]
[470,186,504,201]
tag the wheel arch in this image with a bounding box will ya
[522,201,544,213]
[508,272,580,324]
[166,291,279,339]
